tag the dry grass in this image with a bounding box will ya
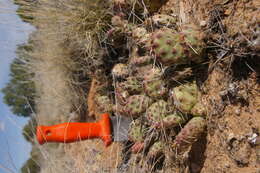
[29,0,113,122]
[20,0,123,172]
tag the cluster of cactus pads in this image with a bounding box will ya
[149,27,204,65]
[92,1,207,170]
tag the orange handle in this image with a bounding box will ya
[36,113,112,147]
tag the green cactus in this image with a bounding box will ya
[143,67,162,81]
[146,100,186,129]
[144,78,168,99]
[128,119,147,153]
[149,28,185,65]
[146,100,171,125]
[146,141,165,169]
[147,141,164,158]
[119,77,143,95]
[179,24,205,63]
[128,119,146,142]
[148,26,205,65]
[124,95,153,118]
[95,95,114,114]
[159,112,186,129]
[172,81,198,113]
[173,117,206,153]
[112,63,129,78]
[143,67,168,99]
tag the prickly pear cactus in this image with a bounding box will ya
[143,67,168,99]
[144,78,168,99]
[124,95,153,118]
[145,100,171,125]
[143,67,162,80]
[129,119,146,142]
[147,141,164,160]
[149,26,205,65]
[128,119,147,153]
[173,117,206,153]
[172,81,198,113]
[149,28,185,65]
[179,24,205,63]
[112,63,129,78]
[119,77,143,95]
[106,5,208,167]
[159,112,186,129]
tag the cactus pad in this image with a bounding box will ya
[179,24,205,63]
[172,82,198,113]
[124,95,153,118]
[95,95,113,114]
[143,67,162,80]
[147,141,164,159]
[159,113,186,129]
[173,117,206,153]
[143,67,168,99]
[146,100,171,125]
[144,78,168,99]
[128,119,146,142]
[149,27,205,65]
[119,77,143,95]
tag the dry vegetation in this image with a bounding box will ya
[14,0,259,172]
[16,0,118,172]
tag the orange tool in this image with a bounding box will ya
[36,113,131,147]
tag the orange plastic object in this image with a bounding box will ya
[36,113,112,147]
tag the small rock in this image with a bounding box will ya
[247,133,258,145]
[200,20,207,27]
[235,108,241,116]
